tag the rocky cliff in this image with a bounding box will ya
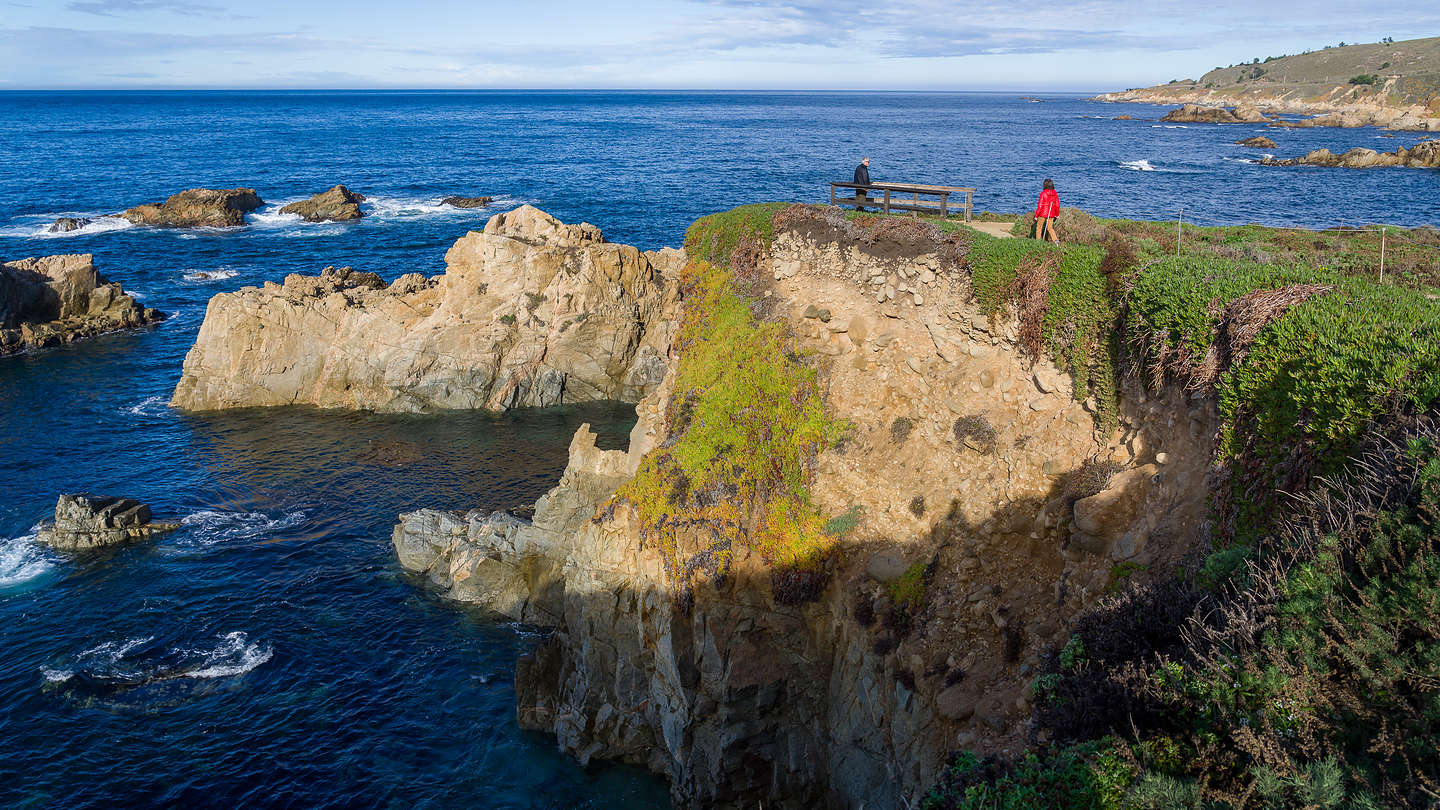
[1,254,164,356]
[171,206,681,412]
[1096,36,1440,131]
[394,211,1216,808]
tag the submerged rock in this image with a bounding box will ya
[441,195,493,209]
[121,188,263,228]
[280,185,365,222]
[38,494,180,551]
[1,254,165,356]
[49,217,93,233]
[1261,141,1440,169]
[1161,103,1272,124]
[171,205,681,413]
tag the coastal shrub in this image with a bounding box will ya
[953,414,998,454]
[886,559,931,612]
[921,742,1135,810]
[608,260,844,604]
[1348,73,1379,85]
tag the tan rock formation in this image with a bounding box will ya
[441,196,493,209]
[1236,136,1278,148]
[280,185,365,221]
[121,188,263,228]
[1160,103,1272,124]
[394,219,1216,808]
[1,254,165,356]
[171,205,681,412]
[1260,140,1440,168]
[38,494,180,551]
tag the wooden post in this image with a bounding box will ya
[883,189,891,214]
[1380,227,1387,283]
[1177,207,1183,254]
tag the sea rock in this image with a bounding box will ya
[1260,141,1440,169]
[49,217,93,233]
[1161,103,1271,124]
[280,185,365,222]
[37,494,180,551]
[1112,114,1133,120]
[121,188,263,228]
[171,205,681,412]
[1,254,165,356]
[1235,136,1278,148]
[441,196,493,209]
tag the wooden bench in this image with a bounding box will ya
[829,181,975,222]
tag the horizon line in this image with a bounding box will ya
[0,87,1113,94]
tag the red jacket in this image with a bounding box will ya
[1035,188,1059,219]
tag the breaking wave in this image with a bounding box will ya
[1119,159,1156,172]
[181,268,240,282]
[0,215,135,239]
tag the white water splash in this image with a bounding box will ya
[0,215,136,239]
[182,268,239,282]
[121,395,170,417]
[1119,159,1156,172]
[41,636,153,683]
[0,527,56,589]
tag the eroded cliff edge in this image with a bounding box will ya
[172,205,681,412]
[395,208,1216,808]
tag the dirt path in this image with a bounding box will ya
[966,221,1016,239]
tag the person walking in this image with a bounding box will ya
[1034,178,1060,243]
[853,157,872,211]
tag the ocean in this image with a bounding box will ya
[0,90,1435,808]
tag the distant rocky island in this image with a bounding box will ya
[1097,35,1440,131]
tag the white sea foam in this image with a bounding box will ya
[177,509,305,547]
[0,526,56,588]
[0,215,135,239]
[42,632,271,684]
[121,395,170,417]
[184,631,273,678]
[182,268,240,282]
[1119,159,1156,172]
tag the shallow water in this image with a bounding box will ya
[0,90,1434,808]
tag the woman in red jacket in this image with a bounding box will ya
[1034,178,1060,244]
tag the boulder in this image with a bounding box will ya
[280,185,365,222]
[121,188,263,228]
[171,205,681,412]
[1235,136,1277,148]
[37,494,180,551]
[441,196,493,209]
[49,217,93,233]
[1,254,165,356]
[1112,114,1133,120]
[1072,464,1159,560]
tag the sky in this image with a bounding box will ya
[0,0,1436,91]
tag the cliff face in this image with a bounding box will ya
[1,254,164,356]
[1096,36,1440,131]
[172,206,681,412]
[395,220,1217,807]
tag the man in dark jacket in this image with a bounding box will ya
[853,157,871,210]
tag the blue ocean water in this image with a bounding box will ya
[0,91,1435,808]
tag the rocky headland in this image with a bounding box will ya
[170,205,680,412]
[1260,139,1440,168]
[1,254,164,356]
[38,494,179,551]
[391,206,1214,808]
[1161,102,1272,124]
[1096,36,1440,131]
[280,184,366,221]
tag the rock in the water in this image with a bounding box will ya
[1161,103,1271,124]
[37,494,180,551]
[171,205,681,412]
[1235,136,1278,148]
[49,217,93,233]
[441,196,493,209]
[121,188,263,228]
[1261,141,1440,169]
[280,185,365,222]
[1,254,165,356]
